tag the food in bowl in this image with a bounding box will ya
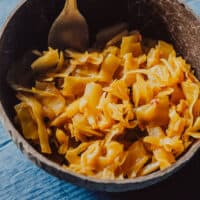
[13,30,200,180]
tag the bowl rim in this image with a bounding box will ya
[0,0,200,192]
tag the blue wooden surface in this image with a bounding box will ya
[1,0,200,199]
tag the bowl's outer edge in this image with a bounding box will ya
[1,0,200,192]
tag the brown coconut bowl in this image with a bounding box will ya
[1,0,200,192]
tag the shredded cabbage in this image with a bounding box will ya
[14,30,200,179]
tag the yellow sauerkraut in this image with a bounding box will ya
[14,30,200,180]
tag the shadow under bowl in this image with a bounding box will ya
[0,0,200,192]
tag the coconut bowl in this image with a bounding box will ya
[1,0,200,192]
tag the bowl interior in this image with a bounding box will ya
[1,0,200,192]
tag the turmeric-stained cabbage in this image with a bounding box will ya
[14,30,200,180]
[31,48,59,71]
[16,94,51,154]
